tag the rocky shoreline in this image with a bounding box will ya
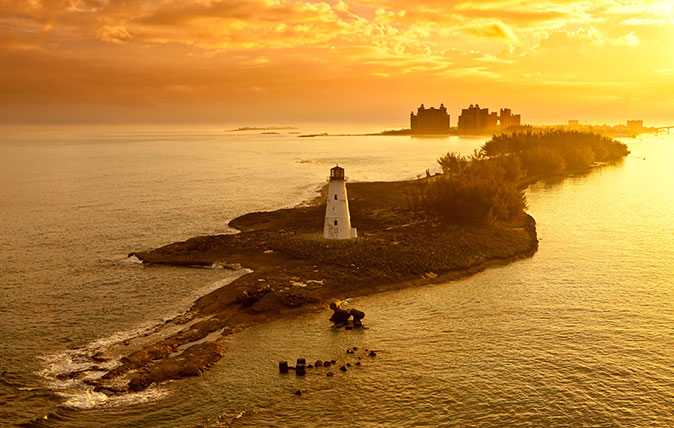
[79,179,539,395]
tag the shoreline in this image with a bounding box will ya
[76,178,539,395]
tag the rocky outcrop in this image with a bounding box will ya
[127,341,225,392]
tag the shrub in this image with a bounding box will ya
[517,148,566,177]
[437,152,468,176]
[560,145,595,170]
[425,175,527,225]
[425,129,628,225]
[481,129,629,170]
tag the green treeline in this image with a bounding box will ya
[417,130,630,225]
[481,129,630,173]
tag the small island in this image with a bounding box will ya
[79,130,629,395]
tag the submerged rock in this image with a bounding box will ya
[127,341,225,392]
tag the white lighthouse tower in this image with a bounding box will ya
[324,165,357,240]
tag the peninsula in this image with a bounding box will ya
[77,130,628,395]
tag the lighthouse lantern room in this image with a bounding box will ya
[324,165,357,240]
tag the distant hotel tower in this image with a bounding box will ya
[410,104,450,134]
[324,166,357,240]
[499,108,521,129]
[458,104,497,133]
[458,104,521,134]
[627,120,644,130]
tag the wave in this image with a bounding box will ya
[208,262,243,270]
[121,255,143,264]
[60,384,169,410]
[37,268,251,410]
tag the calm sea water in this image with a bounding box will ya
[1,128,672,427]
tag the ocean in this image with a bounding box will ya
[1,127,673,427]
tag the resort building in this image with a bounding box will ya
[410,104,450,134]
[458,104,498,134]
[458,104,522,134]
[499,108,521,129]
[627,120,644,130]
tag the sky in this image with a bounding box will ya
[1,0,673,126]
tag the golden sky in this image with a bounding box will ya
[1,0,673,125]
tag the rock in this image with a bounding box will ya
[323,361,331,368]
[330,360,336,364]
[368,351,376,357]
[339,365,347,372]
[349,309,365,323]
[127,341,225,392]
[314,360,323,367]
[294,389,302,396]
[92,351,108,363]
[249,292,283,314]
[93,385,126,395]
[355,362,361,366]
[326,372,334,377]
[352,347,358,351]
[346,349,354,354]
[56,371,86,381]
[346,363,351,367]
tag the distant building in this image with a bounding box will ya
[410,104,450,134]
[627,120,644,130]
[323,165,357,240]
[458,104,491,133]
[499,108,521,129]
[458,104,502,134]
[568,120,580,128]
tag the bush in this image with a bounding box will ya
[424,129,628,225]
[437,152,468,176]
[517,148,566,177]
[560,145,595,170]
[425,175,527,225]
[481,129,628,176]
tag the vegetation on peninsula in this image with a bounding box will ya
[421,130,630,225]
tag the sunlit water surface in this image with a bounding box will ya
[1,128,672,427]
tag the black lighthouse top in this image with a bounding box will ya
[330,165,345,180]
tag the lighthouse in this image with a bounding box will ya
[324,165,357,240]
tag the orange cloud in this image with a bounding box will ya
[96,25,132,44]
[0,0,673,125]
[463,22,518,42]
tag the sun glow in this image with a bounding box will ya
[0,0,673,125]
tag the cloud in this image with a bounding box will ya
[612,31,640,46]
[463,22,519,43]
[1,0,673,124]
[70,0,109,13]
[96,25,132,44]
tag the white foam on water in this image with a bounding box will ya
[208,262,243,270]
[38,267,252,410]
[60,385,169,410]
[122,255,143,264]
[61,388,109,409]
